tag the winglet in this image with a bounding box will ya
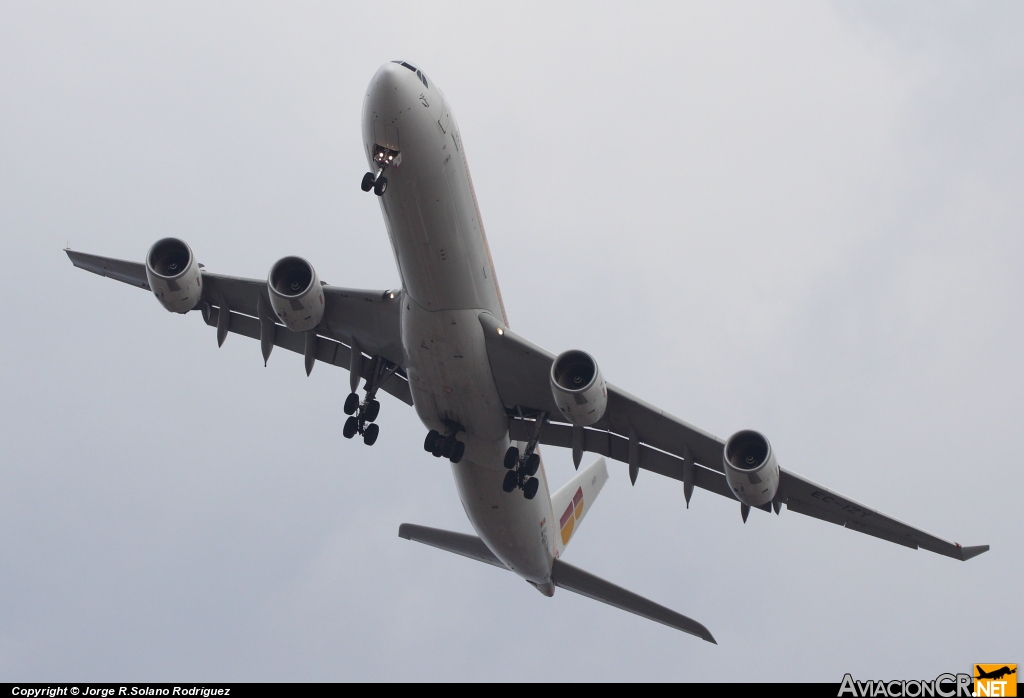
[958,544,989,561]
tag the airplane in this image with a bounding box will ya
[66,60,989,644]
[976,667,1016,681]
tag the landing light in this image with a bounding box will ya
[389,292,395,299]
[497,328,504,335]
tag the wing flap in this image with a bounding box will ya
[509,417,761,510]
[202,306,412,405]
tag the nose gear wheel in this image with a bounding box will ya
[361,144,399,197]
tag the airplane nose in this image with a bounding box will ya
[368,61,420,118]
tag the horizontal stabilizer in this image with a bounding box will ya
[398,523,506,570]
[958,545,989,561]
[398,523,716,643]
[552,558,716,643]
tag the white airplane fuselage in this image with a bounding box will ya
[362,62,557,591]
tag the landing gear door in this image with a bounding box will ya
[373,121,400,152]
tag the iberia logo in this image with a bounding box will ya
[559,487,584,546]
[974,665,1017,697]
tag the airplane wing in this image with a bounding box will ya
[479,313,988,562]
[65,249,412,404]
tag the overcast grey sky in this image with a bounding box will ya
[1,1,1021,682]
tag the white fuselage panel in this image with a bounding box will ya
[362,62,555,585]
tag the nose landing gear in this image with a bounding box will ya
[342,356,398,446]
[361,144,400,197]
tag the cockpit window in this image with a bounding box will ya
[392,60,428,88]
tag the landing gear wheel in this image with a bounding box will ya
[441,434,457,459]
[373,176,388,196]
[424,430,441,452]
[360,172,375,192]
[343,393,360,415]
[503,446,520,469]
[364,399,380,422]
[523,452,540,477]
[343,416,359,439]
[523,477,540,500]
[449,440,465,464]
[363,423,379,446]
[502,469,518,493]
[431,440,444,458]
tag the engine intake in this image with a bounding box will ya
[268,256,324,332]
[145,237,202,314]
[550,350,607,426]
[723,430,779,507]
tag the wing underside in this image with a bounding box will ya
[481,313,987,562]
[66,249,412,404]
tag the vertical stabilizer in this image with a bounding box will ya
[551,457,608,557]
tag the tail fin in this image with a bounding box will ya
[551,457,608,556]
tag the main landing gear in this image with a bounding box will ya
[501,411,548,500]
[342,357,399,446]
[361,144,399,197]
[423,424,466,464]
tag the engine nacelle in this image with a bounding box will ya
[550,350,608,426]
[146,238,202,314]
[267,256,324,332]
[723,430,780,507]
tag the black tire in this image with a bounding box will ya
[449,440,465,464]
[502,469,518,493]
[343,392,360,415]
[364,399,380,422]
[363,423,379,446]
[524,452,540,476]
[424,429,441,452]
[361,172,375,192]
[441,434,456,459]
[431,440,444,458]
[503,446,519,469]
[374,176,388,196]
[523,477,540,500]
[343,416,359,439]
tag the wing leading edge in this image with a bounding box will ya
[479,312,988,562]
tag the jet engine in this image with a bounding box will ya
[267,256,324,332]
[145,237,202,314]
[723,430,780,507]
[549,350,607,426]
